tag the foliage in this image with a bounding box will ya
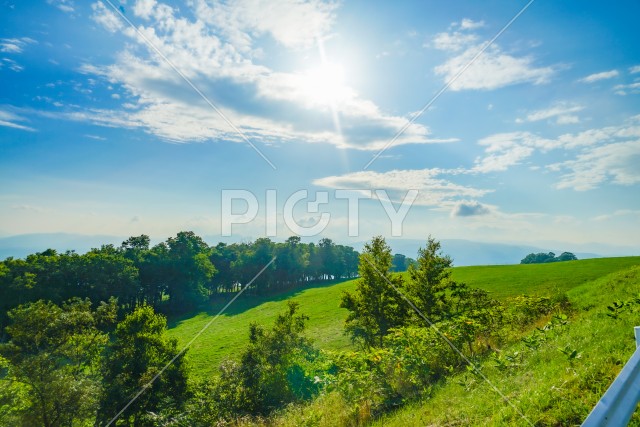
[341,236,408,348]
[367,266,640,426]
[403,236,457,321]
[96,305,190,427]
[390,253,415,272]
[0,298,117,427]
[190,302,322,422]
[0,233,360,322]
[521,251,577,264]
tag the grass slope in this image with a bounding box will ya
[168,257,640,379]
[451,256,640,299]
[167,280,356,378]
[370,265,640,426]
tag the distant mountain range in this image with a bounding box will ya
[0,233,127,260]
[0,233,637,266]
[379,239,604,266]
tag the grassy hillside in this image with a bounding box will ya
[369,265,640,426]
[451,256,640,299]
[262,264,640,426]
[167,280,356,378]
[167,256,640,379]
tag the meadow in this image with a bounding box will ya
[167,256,640,379]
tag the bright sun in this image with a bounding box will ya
[300,62,348,107]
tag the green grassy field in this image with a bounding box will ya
[167,256,640,379]
[451,256,640,299]
[370,264,640,426]
[167,279,356,378]
[264,264,640,426]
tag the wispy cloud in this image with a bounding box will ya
[578,69,619,83]
[0,37,36,54]
[430,32,478,52]
[593,209,640,221]
[549,140,640,191]
[429,19,554,90]
[613,82,640,96]
[46,0,75,13]
[516,102,584,125]
[630,65,640,74]
[474,118,640,190]
[458,18,485,30]
[313,169,491,207]
[0,108,36,131]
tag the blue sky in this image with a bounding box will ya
[1,0,639,252]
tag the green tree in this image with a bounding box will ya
[556,252,578,262]
[341,236,408,348]
[97,305,189,426]
[520,252,556,264]
[213,301,318,417]
[165,231,216,311]
[404,236,457,321]
[0,298,117,427]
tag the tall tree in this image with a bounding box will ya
[97,305,189,427]
[165,231,216,311]
[404,236,456,320]
[341,236,408,347]
[0,298,117,427]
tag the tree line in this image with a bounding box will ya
[520,251,577,264]
[0,232,359,335]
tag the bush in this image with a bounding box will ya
[208,302,323,419]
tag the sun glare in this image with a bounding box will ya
[301,62,348,106]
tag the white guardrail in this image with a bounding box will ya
[582,326,640,426]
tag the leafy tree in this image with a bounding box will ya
[403,236,459,321]
[520,251,577,264]
[391,253,407,272]
[212,301,318,417]
[0,298,117,427]
[341,236,408,348]
[97,305,189,426]
[556,252,578,262]
[164,231,216,311]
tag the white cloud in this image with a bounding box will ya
[431,32,477,52]
[133,0,158,20]
[473,144,534,173]
[458,18,485,30]
[91,2,123,33]
[593,209,640,221]
[473,120,640,182]
[556,115,580,125]
[0,109,36,131]
[434,44,554,90]
[1,58,24,72]
[193,0,338,49]
[429,20,553,91]
[578,69,619,83]
[630,65,640,74]
[47,0,75,13]
[81,0,450,151]
[551,140,640,191]
[613,82,640,96]
[0,37,36,54]
[517,102,584,124]
[313,169,491,207]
